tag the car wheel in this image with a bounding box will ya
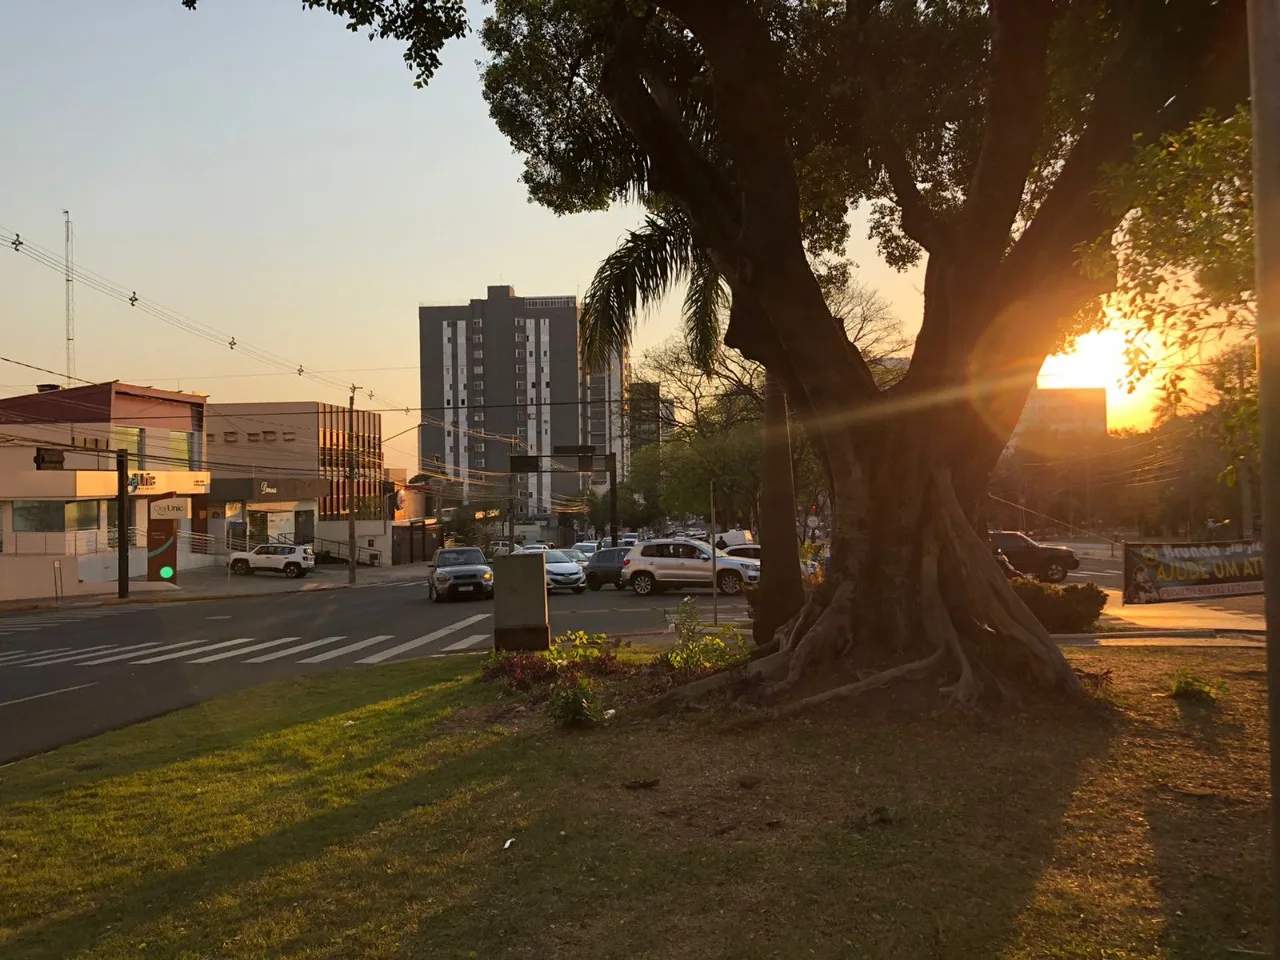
[1040,562,1067,584]
[283,563,301,579]
[631,572,655,596]
[230,559,250,575]
[586,573,602,591]
[717,570,743,595]
[572,586,587,594]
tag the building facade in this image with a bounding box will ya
[204,401,386,560]
[585,348,631,490]
[419,285,585,517]
[0,382,211,600]
[628,380,663,455]
[1012,387,1109,442]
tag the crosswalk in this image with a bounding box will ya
[0,614,494,670]
[0,608,136,636]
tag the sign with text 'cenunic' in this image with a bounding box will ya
[1123,540,1264,604]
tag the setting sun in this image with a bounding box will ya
[1037,329,1156,431]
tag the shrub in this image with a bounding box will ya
[480,651,558,691]
[1011,579,1107,634]
[655,598,750,678]
[546,675,601,727]
[1170,669,1224,702]
[551,630,620,675]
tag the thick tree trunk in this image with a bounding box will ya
[754,369,806,645]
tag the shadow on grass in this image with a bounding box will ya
[3,656,483,802]
[400,696,1119,959]
[2,732,526,960]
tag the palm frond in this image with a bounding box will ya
[580,213,694,367]
[682,251,728,371]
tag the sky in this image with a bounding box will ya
[0,0,1146,470]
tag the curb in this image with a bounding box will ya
[1055,628,1266,643]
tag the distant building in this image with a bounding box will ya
[419,285,584,517]
[203,401,385,558]
[585,348,630,490]
[660,397,676,440]
[1012,387,1108,442]
[629,380,663,454]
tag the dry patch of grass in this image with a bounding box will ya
[0,648,1268,959]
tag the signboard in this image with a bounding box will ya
[128,471,210,495]
[147,521,178,582]
[1123,540,1264,604]
[149,497,192,520]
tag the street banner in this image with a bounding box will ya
[1123,539,1264,604]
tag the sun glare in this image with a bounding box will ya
[1037,329,1155,431]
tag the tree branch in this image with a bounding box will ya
[961,0,1054,259]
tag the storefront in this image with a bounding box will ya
[209,477,329,548]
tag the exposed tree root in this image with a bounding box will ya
[769,646,946,719]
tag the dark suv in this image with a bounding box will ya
[584,546,630,590]
[988,531,1079,583]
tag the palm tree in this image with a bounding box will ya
[581,208,806,644]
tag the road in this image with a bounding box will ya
[0,581,746,764]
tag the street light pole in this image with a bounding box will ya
[1245,0,1280,949]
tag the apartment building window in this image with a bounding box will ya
[474,458,486,468]
[262,431,276,441]
[472,319,483,328]
[446,430,452,437]
[446,335,452,343]
[472,349,483,358]
[283,431,296,441]
[473,442,485,452]
[515,364,526,373]
[472,334,483,343]
[516,381,526,390]
[206,433,216,444]
[543,349,548,356]
[446,399,451,406]
[473,365,483,375]
[515,333,526,342]
[248,432,261,442]
[472,381,484,391]
[473,412,485,422]
[223,431,238,442]
[545,381,551,389]
[460,398,466,406]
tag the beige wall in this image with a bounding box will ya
[204,402,321,475]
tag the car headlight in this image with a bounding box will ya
[435,572,451,583]
[482,571,493,581]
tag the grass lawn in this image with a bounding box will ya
[0,647,1269,959]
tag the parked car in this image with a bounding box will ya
[516,543,549,553]
[621,538,760,596]
[228,543,315,578]
[584,546,630,590]
[723,542,820,577]
[429,546,494,601]
[564,548,590,568]
[543,549,587,593]
[489,540,512,557]
[987,531,1079,583]
[571,541,598,557]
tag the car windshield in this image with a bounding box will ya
[544,550,573,564]
[437,549,486,566]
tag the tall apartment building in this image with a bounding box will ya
[419,286,584,517]
[585,348,631,490]
[628,380,663,455]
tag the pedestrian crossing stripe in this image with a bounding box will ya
[3,616,498,669]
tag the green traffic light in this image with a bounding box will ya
[159,565,175,580]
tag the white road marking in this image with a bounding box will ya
[206,615,232,620]
[357,615,491,664]
[244,636,347,663]
[0,682,96,708]
[16,643,125,666]
[134,637,258,664]
[189,636,302,663]
[0,647,67,664]
[441,633,490,652]
[299,635,395,664]
[24,642,164,666]
[82,637,231,665]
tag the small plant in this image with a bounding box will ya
[1170,669,1224,702]
[1074,666,1114,694]
[656,601,751,679]
[480,651,558,691]
[550,630,620,675]
[546,674,601,727]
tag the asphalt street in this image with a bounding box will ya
[0,580,746,763]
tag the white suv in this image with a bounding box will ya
[228,543,316,578]
[621,538,759,596]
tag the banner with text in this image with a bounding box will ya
[1123,540,1264,604]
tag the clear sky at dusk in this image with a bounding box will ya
[2,1,1144,469]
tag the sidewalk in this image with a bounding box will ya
[1101,589,1265,634]
[0,562,436,612]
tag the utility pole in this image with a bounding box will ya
[63,210,74,388]
[348,386,359,584]
[116,448,129,599]
[710,479,718,625]
[608,451,619,548]
[508,437,517,547]
[1245,0,1280,948]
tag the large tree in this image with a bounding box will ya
[186,0,1250,708]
